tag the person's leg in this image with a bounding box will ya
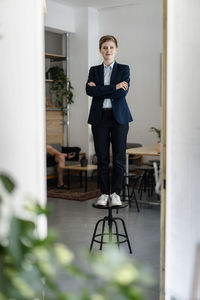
[53,152,66,187]
[92,126,110,195]
[47,145,67,168]
[47,145,67,187]
[46,144,61,156]
[111,123,129,195]
[56,153,76,187]
[56,167,64,187]
[47,145,76,187]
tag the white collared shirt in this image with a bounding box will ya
[102,61,115,108]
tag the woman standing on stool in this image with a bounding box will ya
[86,35,133,206]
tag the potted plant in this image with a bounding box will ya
[47,66,74,114]
[150,126,161,153]
[0,173,153,300]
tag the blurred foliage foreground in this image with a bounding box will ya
[0,173,154,300]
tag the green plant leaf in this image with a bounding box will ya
[35,203,51,216]
[8,218,23,264]
[149,127,161,140]
[47,66,74,110]
[0,292,7,300]
[0,174,15,193]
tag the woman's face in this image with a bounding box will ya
[100,41,118,64]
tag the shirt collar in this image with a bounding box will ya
[103,61,115,69]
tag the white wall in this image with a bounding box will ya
[69,8,89,154]
[87,7,100,160]
[99,1,162,146]
[0,0,46,236]
[45,0,75,33]
[165,0,200,299]
[69,7,99,159]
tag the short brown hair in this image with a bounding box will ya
[99,35,118,49]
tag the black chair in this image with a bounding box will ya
[134,165,155,200]
[89,202,132,253]
[122,173,140,211]
[122,143,143,210]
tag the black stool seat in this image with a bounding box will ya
[143,160,160,167]
[149,159,160,164]
[135,165,154,171]
[89,201,132,253]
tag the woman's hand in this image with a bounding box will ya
[88,81,96,86]
[116,81,128,90]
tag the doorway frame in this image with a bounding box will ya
[160,0,167,299]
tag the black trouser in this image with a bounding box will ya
[92,109,129,195]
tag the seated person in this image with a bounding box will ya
[46,144,75,188]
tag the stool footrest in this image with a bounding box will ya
[93,233,129,245]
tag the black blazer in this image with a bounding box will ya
[86,62,133,125]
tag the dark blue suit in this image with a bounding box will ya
[86,62,133,195]
[86,62,133,125]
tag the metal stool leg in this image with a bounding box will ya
[89,218,104,252]
[127,184,131,208]
[108,217,113,243]
[130,189,140,212]
[113,219,120,249]
[115,217,132,254]
[100,217,106,250]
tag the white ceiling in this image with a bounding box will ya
[52,0,157,9]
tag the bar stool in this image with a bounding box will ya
[135,165,155,199]
[89,201,132,253]
[122,173,140,211]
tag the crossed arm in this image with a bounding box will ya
[86,66,130,99]
[88,81,128,89]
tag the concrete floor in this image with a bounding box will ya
[48,193,160,299]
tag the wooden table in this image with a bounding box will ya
[126,144,160,157]
[125,144,160,205]
[63,164,97,192]
[126,144,160,172]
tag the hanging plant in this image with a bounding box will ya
[47,66,74,114]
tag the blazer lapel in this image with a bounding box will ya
[99,64,104,85]
[110,61,117,84]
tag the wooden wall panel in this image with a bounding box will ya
[46,111,64,145]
